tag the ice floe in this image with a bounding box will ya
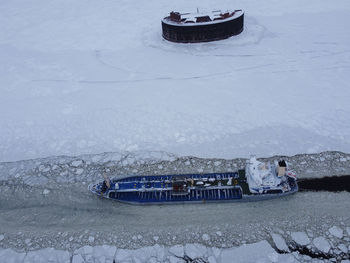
[25,248,70,263]
[329,226,344,239]
[271,233,289,252]
[291,232,310,246]
[312,236,331,253]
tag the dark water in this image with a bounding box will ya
[298,175,350,192]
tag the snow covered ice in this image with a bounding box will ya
[1,0,350,262]
[291,232,310,246]
[312,237,331,254]
[271,233,289,253]
[0,241,340,263]
[329,226,344,239]
[1,0,350,162]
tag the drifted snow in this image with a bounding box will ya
[291,232,310,246]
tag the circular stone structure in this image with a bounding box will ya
[162,10,244,43]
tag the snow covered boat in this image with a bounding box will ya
[162,9,244,43]
[89,157,297,204]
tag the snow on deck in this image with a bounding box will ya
[162,10,244,26]
[246,157,282,191]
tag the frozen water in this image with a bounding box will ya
[202,234,210,241]
[1,0,350,162]
[271,233,289,252]
[169,245,184,257]
[72,254,85,263]
[185,244,208,259]
[24,248,70,263]
[346,227,350,236]
[313,236,331,254]
[338,244,348,254]
[291,232,310,246]
[0,241,321,263]
[1,0,350,261]
[0,249,26,263]
[329,226,344,239]
[220,240,297,263]
[1,160,349,253]
[71,160,83,167]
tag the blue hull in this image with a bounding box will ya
[89,171,298,205]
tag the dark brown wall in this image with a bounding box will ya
[162,14,244,43]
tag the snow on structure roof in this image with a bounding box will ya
[162,9,244,26]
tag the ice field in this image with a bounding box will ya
[1,0,350,262]
[1,0,350,162]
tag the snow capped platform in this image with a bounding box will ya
[162,10,244,26]
[162,9,244,43]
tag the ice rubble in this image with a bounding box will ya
[1,151,350,189]
[0,152,349,255]
[2,225,350,262]
[0,241,319,263]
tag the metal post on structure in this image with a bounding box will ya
[103,171,111,188]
